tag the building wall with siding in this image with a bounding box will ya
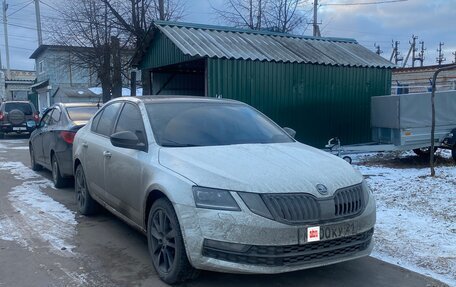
[207,58,392,147]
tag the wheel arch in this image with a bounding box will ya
[74,158,82,174]
[144,189,168,230]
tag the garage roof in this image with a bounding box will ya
[154,21,394,68]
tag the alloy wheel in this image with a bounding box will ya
[52,158,58,184]
[150,209,177,274]
[76,168,87,209]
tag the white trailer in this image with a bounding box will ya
[326,90,456,163]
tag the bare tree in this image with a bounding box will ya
[45,0,125,102]
[214,0,307,33]
[101,0,186,94]
[214,0,267,30]
[264,0,307,33]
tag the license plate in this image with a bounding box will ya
[305,221,359,242]
[13,127,26,131]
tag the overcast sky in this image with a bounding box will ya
[2,0,455,71]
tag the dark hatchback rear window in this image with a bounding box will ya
[4,103,33,115]
[67,106,99,122]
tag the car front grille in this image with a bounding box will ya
[334,185,364,217]
[243,183,366,224]
[261,193,320,223]
[202,228,373,267]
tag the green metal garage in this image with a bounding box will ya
[138,21,394,147]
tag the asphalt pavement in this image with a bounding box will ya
[0,136,449,287]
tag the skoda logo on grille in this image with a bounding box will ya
[316,184,328,195]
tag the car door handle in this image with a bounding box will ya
[103,151,112,158]
[82,143,88,148]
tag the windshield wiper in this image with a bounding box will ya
[160,138,201,147]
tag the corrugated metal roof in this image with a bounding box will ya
[154,21,394,68]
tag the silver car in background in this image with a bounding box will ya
[73,96,376,284]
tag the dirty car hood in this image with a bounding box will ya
[159,142,363,195]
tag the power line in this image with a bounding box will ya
[0,43,35,51]
[8,0,33,17]
[322,0,407,6]
[39,0,60,14]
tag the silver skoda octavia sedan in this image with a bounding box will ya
[73,96,376,284]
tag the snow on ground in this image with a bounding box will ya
[351,151,456,286]
[0,161,77,256]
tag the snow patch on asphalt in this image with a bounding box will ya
[0,161,41,180]
[353,156,456,287]
[0,215,28,247]
[10,146,29,150]
[0,161,77,256]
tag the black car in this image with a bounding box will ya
[0,101,40,138]
[29,102,99,188]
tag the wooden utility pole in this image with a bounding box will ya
[34,0,42,45]
[159,0,165,20]
[2,0,10,79]
[312,0,321,37]
[111,36,122,98]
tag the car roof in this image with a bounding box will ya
[58,102,100,108]
[114,96,242,105]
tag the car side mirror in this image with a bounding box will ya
[110,131,147,152]
[283,127,296,139]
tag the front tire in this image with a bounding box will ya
[147,198,199,284]
[52,155,68,188]
[75,164,98,215]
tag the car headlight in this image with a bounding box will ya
[361,179,372,204]
[192,186,241,211]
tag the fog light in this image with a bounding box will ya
[203,239,251,253]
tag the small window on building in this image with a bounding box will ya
[38,60,45,74]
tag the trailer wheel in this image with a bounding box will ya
[413,147,437,157]
[342,156,352,164]
[452,145,456,162]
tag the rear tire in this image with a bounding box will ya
[413,147,437,157]
[52,155,68,188]
[147,198,199,284]
[30,145,42,171]
[452,145,456,162]
[75,164,98,215]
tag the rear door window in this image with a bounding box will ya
[5,103,33,115]
[93,102,122,137]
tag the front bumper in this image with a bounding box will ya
[176,192,376,274]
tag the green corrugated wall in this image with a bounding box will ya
[207,58,392,147]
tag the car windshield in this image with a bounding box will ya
[146,101,293,147]
[5,103,33,115]
[67,106,99,122]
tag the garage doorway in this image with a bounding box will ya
[151,59,206,96]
